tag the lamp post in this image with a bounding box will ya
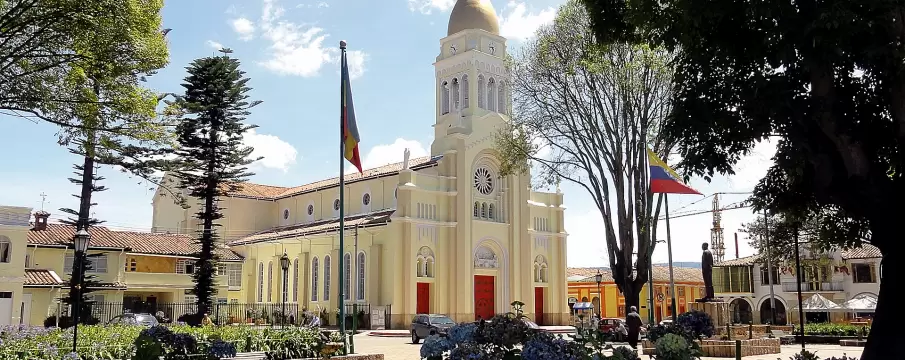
[280,253,290,329]
[594,270,603,317]
[72,229,91,354]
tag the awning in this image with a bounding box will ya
[792,293,846,312]
[840,293,877,312]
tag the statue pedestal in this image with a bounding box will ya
[690,301,730,328]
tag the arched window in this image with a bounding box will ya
[324,255,331,300]
[477,75,485,108]
[488,204,495,220]
[292,258,299,302]
[267,261,273,302]
[487,78,497,112]
[481,202,487,218]
[344,253,352,300]
[474,202,480,217]
[452,78,460,111]
[311,257,319,301]
[258,262,264,302]
[534,264,540,282]
[498,82,506,114]
[534,255,549,283]
[357,252,366,300]
[462,75,470,108]
[441,81,450,114]
[416,247,436,278]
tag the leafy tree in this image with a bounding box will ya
[1,0,171,135]
[581,0,903,357]
[166,50,261,321]
[494,0,674,315]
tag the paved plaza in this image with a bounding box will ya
[351,333,864,360]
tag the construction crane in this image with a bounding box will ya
[657,192,751,262]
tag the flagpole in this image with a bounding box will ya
[665,194,678,321]
[338,40,348,355]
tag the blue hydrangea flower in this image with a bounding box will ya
[62,352,80,360]
[420,335,451,359]
[208,340,237,358]
[447,342,484,360]
[447,323,477,344]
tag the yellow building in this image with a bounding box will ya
[151,0,570,328]
[567,266,705,324]
[0,207,243,326]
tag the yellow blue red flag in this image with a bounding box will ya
[341,50,363,173]
[647,149,701,194]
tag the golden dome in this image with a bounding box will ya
[447,0,499,36]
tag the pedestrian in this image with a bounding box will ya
[626,306,642,349]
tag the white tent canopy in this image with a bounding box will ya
[840,293,878,312]
[792,293,846,312]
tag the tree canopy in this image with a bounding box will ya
[494,0,675,311]
[581,0,903,357]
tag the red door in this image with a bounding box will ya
[534,287,545,325]
[474,275,495,321]
[417,283,430,314]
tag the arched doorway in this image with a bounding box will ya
[729,298,753,324]
[759,299,788,325]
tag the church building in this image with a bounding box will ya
[151,0,569,328]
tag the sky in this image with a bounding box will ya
[0,0,776,267]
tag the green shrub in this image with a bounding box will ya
[654,333,697,360]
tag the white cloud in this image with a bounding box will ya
[407,0,455,14]
[728,139,777,190]
[358,138,429,171]
[297,1,329,8]
[231,17,255,41]
[499,1,556,41]
[243,129,298,172]
[256,0,368,79]
[206,40,224,50]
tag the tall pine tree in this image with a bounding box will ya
[166,50,260,322]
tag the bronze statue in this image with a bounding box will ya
[699,242,715,301]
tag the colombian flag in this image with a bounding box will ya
[341,50,363,173]
[647,149,701,195]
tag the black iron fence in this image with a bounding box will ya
[79,302,392,329]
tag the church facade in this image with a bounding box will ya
[151,0,569,328]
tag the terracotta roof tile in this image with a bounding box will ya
[23,269,64,287]
[840,244,882,259]
[230,209,395,246]
[714,254,761,267]
[227,156,440,200]
[28,223,242,261]
[567,266,704,284]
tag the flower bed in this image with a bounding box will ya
[715,324,794,337]
[797,323,870,337]
[0,324,343,360]
[641,338,781,357]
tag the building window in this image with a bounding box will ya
[477,75,485,108]
[760,265,779,285]
[307,204,314,216]
[357,252,366,300]
[65,253,108,273]
[267,261,273,302]
[282,209,290,220]
[176,259,195,274]
[534,255,548,282]
[227,263,242,287]
[0,236,10,263]
[311,257,319,301]
[481,203,487,218]
[344,253,352,301]
[258,262,264,302]
[417,246,435,278]
[292,258,299,302]
[441,81,450,115]
[473,202,480,217]
[125,258,137,272]
[677,287,686,297]
[362,193,371,206]
[852,263,877,283]
[474,167,494,195]
[462,74,470,108]
[324,255,332,301]
[488,204,494,219]
[334,199,340,211]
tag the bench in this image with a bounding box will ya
[226,352,267,360]
[770,330,794,345]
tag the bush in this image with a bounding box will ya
[654,333,697,360]
[789,349,859,360]
[675,310,714,339]
[796,323,869,337]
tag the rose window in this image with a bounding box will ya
[473,167,494,195]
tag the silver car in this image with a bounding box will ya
[108,313,160,327]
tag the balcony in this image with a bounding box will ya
[781,281,844,292]
[124,272,229,289]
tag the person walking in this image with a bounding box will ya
[626,306,643,349]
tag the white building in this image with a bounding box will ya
[712,244,881,325]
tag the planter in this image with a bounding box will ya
[642,338,780,358]
[294,355,384,360]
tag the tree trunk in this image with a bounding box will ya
[623,281,640,318]
[860,252,904,359]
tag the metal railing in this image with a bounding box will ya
[781,281,844,292]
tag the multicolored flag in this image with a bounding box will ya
[647,149,701,195]
[341,50,363,173]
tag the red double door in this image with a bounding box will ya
[474,275,495,321]
[534,287,545,325]
[417,283,430,314]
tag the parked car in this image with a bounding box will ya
[597,318,624,332]
[108,313,159,327]
[411,314,456,343]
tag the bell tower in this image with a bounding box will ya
[431,0,510,155]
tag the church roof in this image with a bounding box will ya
[229,208,396,246]
[447,0,499,36]
[225,155,442,200]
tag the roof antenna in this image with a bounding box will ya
[39,192,47,211]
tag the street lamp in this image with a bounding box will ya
[280,252,290,329]
[72,229,91,354]
[594,270,603,318]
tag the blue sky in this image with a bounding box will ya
[0,0,776,266]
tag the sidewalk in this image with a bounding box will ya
[367,325,577,337]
